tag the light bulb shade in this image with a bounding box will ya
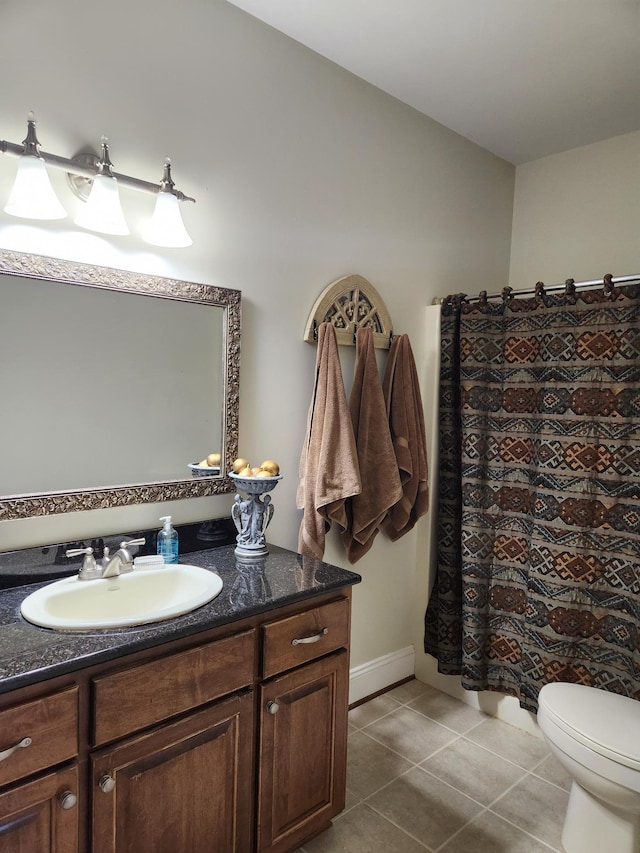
[143,192,192,248]
[74,175,129,236]
[4,156,67,220]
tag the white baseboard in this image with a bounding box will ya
[349,645,415,705]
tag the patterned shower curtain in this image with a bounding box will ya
[424,278,640,712]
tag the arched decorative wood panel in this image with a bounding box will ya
[303,274,394,349]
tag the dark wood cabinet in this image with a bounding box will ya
[257,652,348,853]
[0,765,79,853]
[92,692,254,853]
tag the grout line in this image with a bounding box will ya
[363,801,437,851]
[456,730,548,771]
[358,702,476,740]
[353,724,462,768]
[483,805,563,852]
[430,805,490,852]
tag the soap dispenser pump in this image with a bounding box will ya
[157,516,179,564]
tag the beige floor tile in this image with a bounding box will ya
[349,693,401,729]
[465,717,549,769]
[346,731,413,800]
[302,803,429,853]
[439,809,560,853]
[386,678,431,704]
[490,773,569,849]
[408,687,487,734]
[420,737,527,805]
[367,766,484,850]
[532,752,573,792]
[364,705,459,764]
[343,787,361,812]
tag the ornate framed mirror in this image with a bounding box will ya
[0,248,240,520]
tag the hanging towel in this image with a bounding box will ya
[342,327,402,563]
[297,323,362,559]
[382,334,429,540]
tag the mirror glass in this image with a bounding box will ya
[0,249,240,520]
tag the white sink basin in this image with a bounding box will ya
[20,564,223,631]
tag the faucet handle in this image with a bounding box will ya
[66,546,101,581]
[66,546,93,559]
[120,538,145,549]
[113,538,145,575]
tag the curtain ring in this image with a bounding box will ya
[564,278,576,303]
[534,281,547,304]
[603,273,614,297]
[478,290,488,305]
[501,286,513,303]
[446,293,467,309]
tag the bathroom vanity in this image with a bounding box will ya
[0,544,360,852]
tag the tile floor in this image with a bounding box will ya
[299,679,572,853]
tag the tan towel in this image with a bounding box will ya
[382,334,429,540]
[297,323,362,559]
[342,327,402,563]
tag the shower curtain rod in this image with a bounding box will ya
[432,273,640,305]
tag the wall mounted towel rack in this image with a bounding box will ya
[303,274,394,349]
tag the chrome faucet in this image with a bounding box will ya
[100,538,146,578]
[66,538,145,580]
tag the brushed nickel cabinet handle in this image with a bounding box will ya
[0,736,32,763]
[58,790,77,810]
[99,774,116,794]
[266,701,280,714]
[291,627,328,646]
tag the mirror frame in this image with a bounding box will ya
[0,248,240,521]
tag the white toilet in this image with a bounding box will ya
[537,682,640,853]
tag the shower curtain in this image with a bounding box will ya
[424,278,640,712]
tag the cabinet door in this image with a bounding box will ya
[0,765,79,853]
[92,692,254,853]
[258,651,348,853]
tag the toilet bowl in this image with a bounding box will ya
[537,683,640,853]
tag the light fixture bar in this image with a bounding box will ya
[1,138,195,202]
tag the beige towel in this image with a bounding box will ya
[382,334,429,540]
[343,327,402,563]
[297,323,362,559]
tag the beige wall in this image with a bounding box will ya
[0,0,514,670]
[509,131,640,287]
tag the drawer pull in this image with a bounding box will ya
[99,774,116,794]
[0,736,32,763]
[58,790,78,810]
[266,701,280,715]
[291,627,328,646]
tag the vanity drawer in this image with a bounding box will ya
[262,597,350,679]
[0,686,78,788]
[92,629,255,746]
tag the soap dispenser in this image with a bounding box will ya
[157,516,179,564]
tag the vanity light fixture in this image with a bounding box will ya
[74,138,130,236]
[1,113,195,247]
[142,158,193,248]
[3,112,67,220]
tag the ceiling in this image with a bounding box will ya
[226,0,640,165]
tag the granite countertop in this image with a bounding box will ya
[0,544,361,696]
